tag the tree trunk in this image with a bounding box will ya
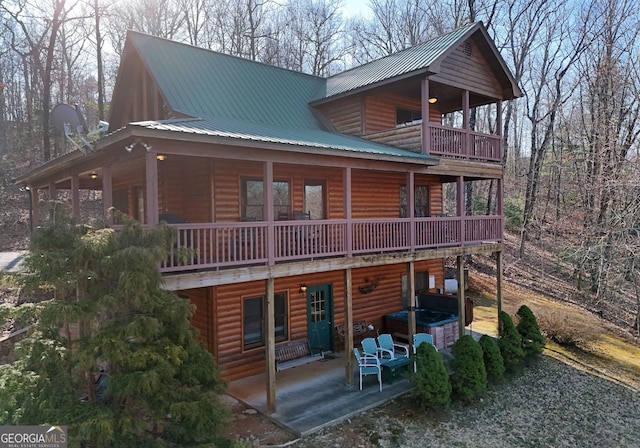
[42,0,66,162]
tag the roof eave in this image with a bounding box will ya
[310,68,433,106]
[127,125,440,166]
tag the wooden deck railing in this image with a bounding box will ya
[365,123,502,163]
[158,216,502,273]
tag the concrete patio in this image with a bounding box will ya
[227,352,415,436]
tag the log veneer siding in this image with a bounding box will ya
[210,259,443,381]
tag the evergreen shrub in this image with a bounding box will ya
[412,341,451,411]
[498,310,524,372]
[449,335,487,402]
[478,334,504,382]
[516,305,545,357]
[0,208,232,447]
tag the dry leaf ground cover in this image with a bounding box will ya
[294,355,640,448]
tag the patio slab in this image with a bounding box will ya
[227,353,414,436]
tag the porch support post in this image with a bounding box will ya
[102,165,113,221]
[70,174,80,218]
[496,100,502,136]
[407,171,415,250]
[47,183,56,221]
[462,90,470,157]
[421,78,430,155]
[48,182,56,201]
[496,250,503,333]
[344,167,352,257]
[264,162,275,265]
[145,152,158,225]
[407,261,416,342]
[265,277,277,414]
[457,255,466,338]
[457,176,465,245]
[30,187,39,230]
[344,268,354,386]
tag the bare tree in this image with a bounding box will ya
[350,0,439,62]
[568,0,640,298]
[518,0,590,258]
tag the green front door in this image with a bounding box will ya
[307,283,333,354]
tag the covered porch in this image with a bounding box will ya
[227,352,415,436]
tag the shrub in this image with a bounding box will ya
[498,311,525,372]
[537,310,595,348]
[478,334,504,382]
[516,305,545,357]
[412,342,451,411]
[1,210,231,446]
[449,335,487,402]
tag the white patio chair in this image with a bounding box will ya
[412,333,437,372]
[377,333,409,360]
[361,337,392,360]
[353,347,382,391]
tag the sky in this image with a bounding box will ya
[341,0,370,18]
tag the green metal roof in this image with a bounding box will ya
[128,32,327,129]
[324,23,478,98]
[123,22,516,163]
[130,115,438,163]
[126,31,441,163]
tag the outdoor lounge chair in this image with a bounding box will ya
[412,333,437,372]
[377,333,409,360]
[353,348,382,391]
[361,337,392,360]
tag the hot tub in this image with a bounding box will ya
[384,309,459,350]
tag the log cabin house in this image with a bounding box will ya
[16,22,520,412]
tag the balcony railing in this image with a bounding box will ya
[365,123,502,163]
[158,216,502,273]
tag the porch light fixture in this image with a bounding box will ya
[299,284,307,294]
[428,95,438,104]
[156,154,167,161]
[124,143,135,153]
[141,141,152,151]
[89,172,98,179]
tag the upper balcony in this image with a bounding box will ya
[158,215,502,273]
[364,123,502,163]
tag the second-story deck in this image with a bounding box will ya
[159,215,502,273]
[365,123,502,163]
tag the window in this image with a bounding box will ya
[396,108,422,126]
[241,178,290,220]
[243,292,289,349]
[400,185,430,217]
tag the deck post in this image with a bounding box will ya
[496,250,503,333]
[265,277,277,414]
[71,174,80,218]
[30,187,39,229]
[457,176,465,245]
[344,268,354,386]
[344,168,352,257]
[407,261,416,342]
[265,162,275,265]
[102,165,112,221]
[144,152,158,225]
[462,90,470,157]
[421,78,430,155]
[48,182,56,201]
[457,255,466,338]
[407,172,415,250]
